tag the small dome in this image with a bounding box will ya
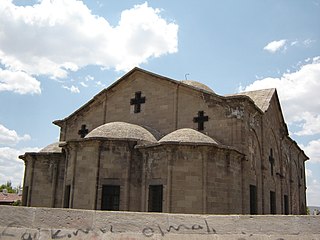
[85,122,157,143]
[159,128,218,145]
[181,80,214,93]
[40,142,64,153]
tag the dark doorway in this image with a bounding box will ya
[101,185,120,210]
[63,185,71,208]
[270,191,276,214]
[148,185,163,212]
[284,195,289,215]
[250,185,257,214]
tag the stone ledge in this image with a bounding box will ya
[0,206,319,240]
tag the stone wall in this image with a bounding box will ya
[0,206,319,240]
[58,70,245,147]
[22,153,65,208]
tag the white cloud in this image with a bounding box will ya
[289,39,315,48]
[0,124,31,146]
[0,0,178,85]
[62,85,80,93]
[80,82,88,87]
[85,75,94,81]
[0,68,41,94]
[242,56,320,136]
[95,81,106,87]
[263,39,287,53]
[303,39,315,46]
[0,146,40,187]
[302,140,320,163]
[306,168,312,178]
[306,168,320,206]
[294,112,320,136]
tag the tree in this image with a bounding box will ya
[306,207,310,215]
[0,181,16,193]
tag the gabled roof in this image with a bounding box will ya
[53,67,275,125]
[53,67,219,125]
[227,88,275,112]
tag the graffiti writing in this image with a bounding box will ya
[0,222,37,240]
[50,225,117,239]
[1,222,16,238]
[51,228,92,239]
[0,220,292,240]
[142,219,216,237]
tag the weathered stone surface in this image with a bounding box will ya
[159,128,218,145]
[0,206,319,240]
[20,68,308,215]
[39,142,64,153]
[85,122,157,143]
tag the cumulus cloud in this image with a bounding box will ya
[62,85,80,93]
[263,39,287,53]
[242,56,320,136]
[0,146,40,186]
[0,124,36,186]
[306,168,320,206]
[302,140,320,163]
[0,68,41,94]
[0,124,31,146]
[0,0,178,88]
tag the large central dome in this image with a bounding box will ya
[85,122,157,143]
[181,80,214,93]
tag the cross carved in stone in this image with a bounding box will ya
[130,91,146,113]
[78,124,89,138]
[193,111,209,131]
[269,148,275,176]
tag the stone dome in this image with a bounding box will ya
[181,80,214,93]
[85,122,157,143]
[159,128,218,145]
[40,142,64,153]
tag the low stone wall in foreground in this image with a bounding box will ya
[0,206,319,240]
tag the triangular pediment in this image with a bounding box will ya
[54,67,219,125]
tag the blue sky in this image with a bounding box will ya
[0,0,319,206]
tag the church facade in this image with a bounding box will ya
[20,68,308,214]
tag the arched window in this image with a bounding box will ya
[269,148,275,176]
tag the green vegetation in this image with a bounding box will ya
[307,207,310,215]
[0,181,20,193]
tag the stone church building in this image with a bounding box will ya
[20,68,308,214]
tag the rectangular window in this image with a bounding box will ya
[250,185,257,214]
[270,191,276,214]
[101,185,120,211]
[284,195,289,215]
[22,186,29,206]
[148,185,163,212]
[63,185,71,208]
